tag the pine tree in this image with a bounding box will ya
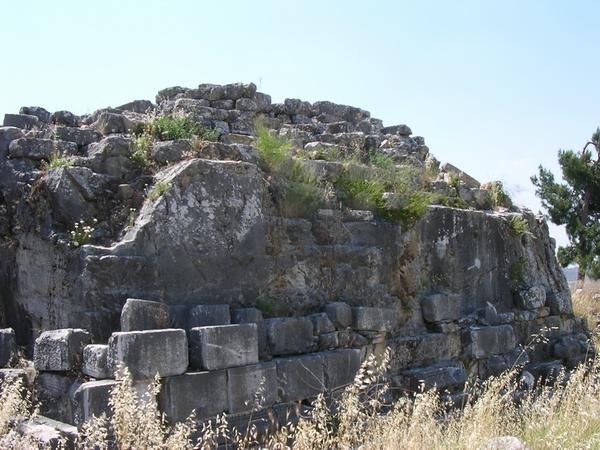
[531,128,600,287]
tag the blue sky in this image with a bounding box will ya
[2,0,599,247]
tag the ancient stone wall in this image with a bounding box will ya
[0,81,591,432]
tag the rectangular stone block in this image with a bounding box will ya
[159,371,228,422]
[395,362,467,392]
[108,329,188,380]
[82,344,110,379]
[120,298,170,332]
[227,362,277,414]
[265,317,314,355]
[189,324,258,371]
[308,313,335,335]
[421,294,461,323]
[388,333,462,371]
[467,325,516,359]
[276,354,325,402]
[322,349,362,390]
[34,329,91,371]
[3,113,39,129]
[0,328,18,368]
[187,304,231,328]
[35,372,81,424]
[72,380,117,426]
[0,368,32,386]
[17,416,79,450]
[231,308,268,358]
[325,302,352,329]
[352,307,397,332]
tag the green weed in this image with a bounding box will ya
[255,124,293,172]
[508,216,530,236]
[147,180,172,201]
[42,152,74,170]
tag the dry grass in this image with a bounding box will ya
[572,279,600,330]
[2,328,600,448]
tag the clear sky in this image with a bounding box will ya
[2,0,599,247]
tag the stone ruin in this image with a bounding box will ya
[0,81,591,442]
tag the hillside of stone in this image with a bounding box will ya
[0,81,587,393]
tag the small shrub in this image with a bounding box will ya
[145,115,217,142]
[69,219,97,247]
[130,133,153,169]
[508,216,530,236]
[275,180,328,218]
[42,152,74,170]
[255,125,293,172]
[146,180,172,201]
[448,174,461,190]
[126,208,136,228]
[487,180,512,208]
[368,152,396,171]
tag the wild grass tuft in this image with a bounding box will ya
[42,152,74,171]
[144,115,218,142]
[486,181,513,209]
[508,216,530,236]
[255,124,293,173]
[146,180,172,202]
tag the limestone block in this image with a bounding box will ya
[321,349,362,390]
[187,304,231,329]
[381,124,412,136]
[352,307,397,332]
[159,371,228,422]
[34,329,91,371]
[231,308,268,358]
[0,126,23,157]
[515,285,546,310]
[3,113,39,130]
[82,344,110,379]
[51,110,80,127]
[318,332,339,351]
[308,313,335,335]
[9,138,77,160]
[108,329,188,380]
[325,302,352,329]
[151,139,192,164]
[19,106,51,123]
[120,298,170,332]
[421,294,461,323]
[387,333,462,371]
[276,354,325,402]
[50,126,101,147]
[467,325,516,359]
[189,324,258,371]
[227,362,277,413]
[35,372,81,424]
[265,317,314,355]
[17,416,78,449]
[0,368,32,386]
[93,112,133,135]
[396,362,467,391]
[72,380,117,426]
[0,328,18,368]
[116,99,153,113]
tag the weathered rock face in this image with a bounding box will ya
[0,82,586,398]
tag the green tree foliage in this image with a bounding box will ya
[531,128,600,283]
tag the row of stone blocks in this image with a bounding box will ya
[30,296,399,426]
[74,348,361,424]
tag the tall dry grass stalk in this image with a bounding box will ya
[572,279,600,330]
[2,328,600,448]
